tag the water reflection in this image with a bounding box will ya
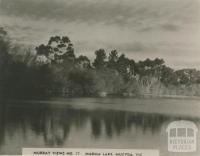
[0,102,199,153]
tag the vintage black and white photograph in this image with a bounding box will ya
[0,0,200,155]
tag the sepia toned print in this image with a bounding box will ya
[0,0,200,155]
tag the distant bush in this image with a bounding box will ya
[1,28,200,99]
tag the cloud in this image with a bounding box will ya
[160,24,180,31]
[0,0,200,69]
[104,42,157,53]
[1,0,199,30]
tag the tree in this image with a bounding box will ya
[129,59,136,77]
[0,27,10,68]
[36,36,75,64]
[94,68,124,94]
[67,69,96,96]
[116,54,130,81]
[135,58,165,78]
[76,55,90,69]
[154,58,164,67]
[0,27,12,98]
[175,70,191,85]
[93,49,107,69]
[108,50,118,69]
[160,65,177,86]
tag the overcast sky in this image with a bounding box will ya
[0,0,200,69]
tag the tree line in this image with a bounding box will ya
[1,27,200,99]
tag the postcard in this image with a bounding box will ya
[0,0,200,156]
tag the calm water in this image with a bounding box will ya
[0,98,200,156]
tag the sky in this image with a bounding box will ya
[0,0,200,69]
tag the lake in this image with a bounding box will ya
[0,98,200,156]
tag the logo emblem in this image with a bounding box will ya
[166,120,198,152]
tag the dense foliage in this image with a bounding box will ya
[1,28,200,99]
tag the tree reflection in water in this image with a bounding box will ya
[0,103,199,148]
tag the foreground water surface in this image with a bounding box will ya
[0,98,200,156]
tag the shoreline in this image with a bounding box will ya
[4,97,200,118]
[4,93,200,101]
